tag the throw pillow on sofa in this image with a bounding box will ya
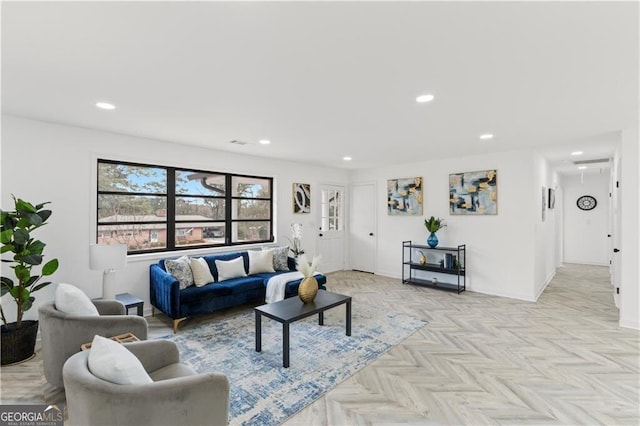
[165,256,194,289]
[249,249,275,274]
[215,256,247,281]
[189,257,214,287]
[265,246,290,271]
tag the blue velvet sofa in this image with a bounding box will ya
[150,250,327,332]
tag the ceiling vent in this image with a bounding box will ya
[229,139,248,146]
[573,158,610,165]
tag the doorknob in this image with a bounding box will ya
[369,233,374,236]
[613,248,620,253]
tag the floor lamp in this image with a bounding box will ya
[90,244,127,299]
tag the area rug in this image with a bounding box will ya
[160,303,427,425]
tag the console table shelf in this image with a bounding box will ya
[402,241,466,294]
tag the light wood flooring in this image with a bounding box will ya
[1,264,638,425]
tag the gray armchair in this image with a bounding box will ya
[63,340,230,426]
[38,300,148,388]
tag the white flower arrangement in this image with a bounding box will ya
[296,254,321,278]
[287,223,305,257]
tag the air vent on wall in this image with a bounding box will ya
[229,140,248,146]
[573,158,610,165]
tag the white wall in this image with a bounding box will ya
[3,115,636,329]
[620,124,640,329]
[0,115,348,320]
[349,149,539,301]
[562,171,611,265]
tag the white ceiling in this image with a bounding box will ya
[2,1,638,173]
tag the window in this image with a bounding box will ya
[321,188,343,231]
[97,160,273,253]
[231,176,272,243]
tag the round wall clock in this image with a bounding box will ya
[577,195,597,211]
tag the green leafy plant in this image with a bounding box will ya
[424,216,446,233]
[1,196,59,328]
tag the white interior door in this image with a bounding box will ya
[611,161,621,308]
[317,185,345,273]
[350,183,376,273]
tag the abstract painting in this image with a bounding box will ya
[449,170,497,215]
[387,177,423,215]
[293,183,311,214]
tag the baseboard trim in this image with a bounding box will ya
[563,259,609,267]
[466,286,536,302]
[375,270,535,302]
[534,270,556,301]
[376,270,401,280]
[619,318,640,330]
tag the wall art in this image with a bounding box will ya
[387,177,423,215]
[449,169,497,215]
[293,183,311,214]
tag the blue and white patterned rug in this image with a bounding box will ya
[160,303,427,425]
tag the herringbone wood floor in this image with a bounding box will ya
[284,264,640,425]
[1,264,638,425]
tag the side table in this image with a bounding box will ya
[116,293,144,316]
[81,332,140,351]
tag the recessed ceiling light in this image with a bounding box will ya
[416,94,434,103]
[343,156,352,161]
[259,139,271,145]
[578,166,587,170]
[571,151,583,156]
[479,134,494,140]
[95,102,115,110]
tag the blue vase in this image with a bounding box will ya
[427,232,438,248]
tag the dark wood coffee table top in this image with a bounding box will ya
[255,290,351,323]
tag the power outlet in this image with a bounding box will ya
[617,287,620,294]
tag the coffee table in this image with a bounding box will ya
[255,290,352,368]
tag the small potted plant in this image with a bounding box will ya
[424,216,446,248]
[1,196,59,365]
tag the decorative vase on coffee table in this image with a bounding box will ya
[298,277,318,303]
[427,232,439,248]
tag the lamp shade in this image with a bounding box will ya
[89,244,127,270]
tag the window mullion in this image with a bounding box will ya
[225,174,232,244]
[167,167,176,250]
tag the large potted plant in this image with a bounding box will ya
[1,196,59,365]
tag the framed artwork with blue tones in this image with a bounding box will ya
[449,170,497,215]
[387,177,423,215]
